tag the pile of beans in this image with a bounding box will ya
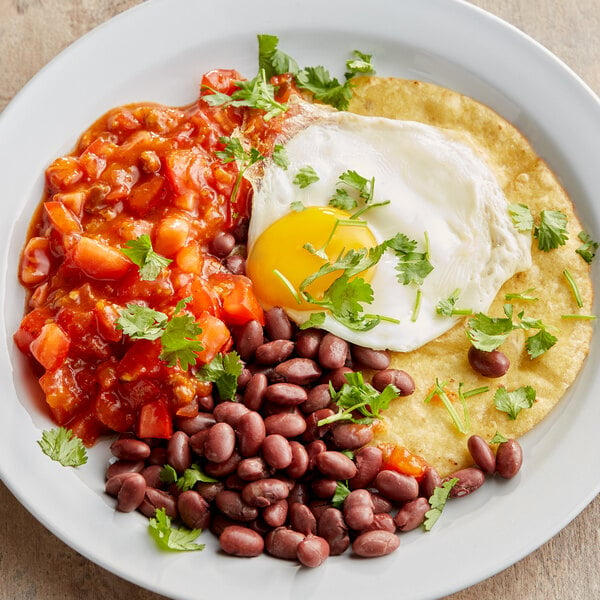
[104,305,523,566]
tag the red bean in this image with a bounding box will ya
[263,498,289,528]
[220,525,265,557]
[215,490,258,522]
[332,423,374,450]
[468,346,510,378]
[286,441,309,479]
[371,368,415,395]
[419,466,442,499]
[237,457,272,481]
[110,438,151,461]
[265,307,294,340]
[350,446,383,490]
[343,489,375,531]
[264,412,307,438]
[213,401,249,427]
[295,328,324,359]
[394,497,430,531]
[115,473,147,512]
[370,491,394,514]
[174,413,215,436]
[225,255,246,275]
[166,430,191,473]
[263,382,308,405]
[468,435,496,474]
[311,478,338,499]
[177,490,211,529]
[265,527,305,560]
[204,422,236,464]
[139,487,177,518]
[374,470,419,503]
[243,373,268,411]
[319,333,348,369]
[255,339,295,365]
[363,513,396,533]
[209,231,236,257]
[241,478,290,507]
[289,502,317,535]
[318,508,349,556]
[350,345,390,370]
[273,358,322,385]
[448,467,486,497]
[297,535,330,568]
[189,429,208,456]
[233,319,264,361]
[105,472,138,497]
[301,384,332,414]
[236,410,266,457]
[352,530,400,557]
[237,368,252,391]
[105,459,145,480]
[262,434,293,469]
[315,451,357,480]
[305,440,327,470]
[195,481,224,503]
[495,439,523,479]
[324,367,353,390]
[140,464,163,489]
[204,451,242,478]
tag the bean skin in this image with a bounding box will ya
[311,478,338,499]
[264,412,307,438]
[204,452,242,478]
[236,410,266,457]
[318,508,350,556]
[204,422,236,464]
[468,346,510,378]
[373,470,419,503]
[140,464,164,489]
[265,527,305,560]
[177,490,211,529]
[243,373,268,411]
[233,319,264,361]
[289,502,317,535]
[166,430,191,473]
[301,384,332,414]
[285,441,309,479]
[139,488,177,518]
[419,466,442,499]
[273,358,322,385]
[468,435,496,474]
[394,497,430,531]
[371,369,415,396]
[318,333,348,369]
[110,438,151,461]
[262,434,293,470]
[263,382,308,405]
[448,467,486,497]
[495,439,523,479]
[315,451,357,480]
[264,307,294,340]
[295,328,324,359]
[350,345,390,370]
[332,423,374,450]
[255,339,295,365]
[364,513,396,533]
[215,490,258,522]
[115,473,146,512]
[352,530,400,558]
[237,457,272,481]
[241,478,290,507]
[263,499,289,528]
[350,446,383,490]
[105,459,144,480]
[209,231,236,257]
[220,525,265,557]
[213,402,250,427]
[174,413,215,436]
[343,489,375,531]
[297,535,330,568]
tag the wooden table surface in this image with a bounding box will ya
[1,1,598,598]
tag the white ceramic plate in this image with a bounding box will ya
[1,1,599,598]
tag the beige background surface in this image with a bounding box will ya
[1,1,598,598]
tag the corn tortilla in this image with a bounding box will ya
[346,77,594,477]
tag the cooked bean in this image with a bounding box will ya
[289,502,317,535]
[265,527,305,560]
[139,487,177,518]
[105,459,144,480]
[318,508,350,556]
[224,254,246,275]
[195,481,224,503]
[305,440,327,470]
[352,530,400,558]
[197,394,214,412]
[302,384,332,414]
[273,358,322,385]
[175,413,216,436]
[324,367,354,391]
[140,464,163,489]
[263,382,308,406]
[363,513,396,533]
[166,430,191,473]
[308,500,332,521]
[295,328,324,359]
[237,368,252,391]
[110,438,151,461]
[371,368,415,396]
[213,401,249,427]
[147,446,168,466]
[332,423,374,450]
[204,422,236,464]
[243,373,268,411]
[215,490,258,522]
[114,473,146,512]
[233,319,264,361]
[204,451,242,478]
[286,441,309,479]
[468,435,496,474]
[265,307,294,340]
[238,457,272,482]
[105,472,138,497]
[220,525,264,557]
[209,231,236,257]
[255,339,295,365]
[495,439,523,479]
[264,411,307,438]
[419,466,442,499]
[319,333,348,369]
[210,513,237,538]
[236,410,266,457]
[177,490,211,529]
[468,346,510,378]
[241,478,290,507]
[302,408,335,442]
[263,498,289,528]
[448,467,486,497]
[315,451,357,480]
[297,535,330,568]
[374,470,419,503]
[311,478,338,499]
[350,345,390,370]
[288,482,309,506]
[189,429,208,456]
[394,497,430,531]
[343,489,375,531]
[225,473,246,491]
[350,446,383,490]
[262,434,293,469]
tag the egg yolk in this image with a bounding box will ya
[246,206,378,310]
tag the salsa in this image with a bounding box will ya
[14,69,272,445]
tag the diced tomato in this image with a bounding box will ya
[154,213,190,257]
[200,69,244,97]
[95,390,134,432]
[164,147,213,198]
[70,236,132,280]
[378,443,429,480]
[94,300,123,342]
[210,273,265,326]
[182,276,221,317]
[39,363,83,424]
[195,312,231,364]
[116,339,163,382]
[175,397,199,418]
[175,242,203,275]
[14,306,53,353]
[68,411,107,447]
[46,156,84,192]
[118,379,162,409]
[126,174,166,216]
[136,397,172,439]
[44,201,82,235]
[30,322,70,370]
[20,237,51,285]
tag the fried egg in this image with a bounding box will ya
[246,107,532,351]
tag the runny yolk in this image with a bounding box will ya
[246,205,378,311]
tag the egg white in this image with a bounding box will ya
[247,107,532,351]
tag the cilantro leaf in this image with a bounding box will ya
[121,235,172,281]
[344,50,375,79]
[257,34,299,79]
[329,187,358,211]
[296,65,354,110]
[423,478,458,531]
[176,464,219,491]
[38,427,88,467]
[385,233,417,255]
[159,464,178,485]
[576,230,598,263]
[508,203,534,232]
[494,386,536,420]
[490,431,509,444]
[424,380,470,434]
[385,233,433,286]
[331,481,351,509]
[148,508,205,552]
[525,329,557,359]
[116,303,168,340]
[290,200,305,212]
[505,287,538,302]
[160,311,203,370]
[299,312,326,330]
[466,312,514,352]
[534,209,569,251]
[436,289,472,317]
[293,165,319,188]
[272,144,289,170]
[196,351,243,401]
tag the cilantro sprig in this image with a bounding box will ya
[386,232,434,286]
[196,351,243,401]
[508,203,569,251]
[317,371,398,426]
[494,386,536,420]
[576,230,598,263]
[436,289,473,317]
[121,235,172,281]
[38,427,88,467]
[293,165,320,188]
[148,508,205,552]
[160,463,218,492]
[423,478,458,531]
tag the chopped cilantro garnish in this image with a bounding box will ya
[494,386,536,420]
[385,232,433,286]
[535,209,569,251]
[563,269,584,308]
[116,303,168,340]
[423,478,458,531]
[196,351,243,401]
[148,508,205,552]
[490,431,509,444]
[508,203,534,232]
[436,289,473,317]
[344,50,376,79]
[293,165,320,188]
[424,380,470,434]
[505,287,538,302]
[257,33,299,79]
[38,427,88,467]
[331,480,352,509]
[576,230,598,263]
[121,235,172,281]
[272,144,289,170]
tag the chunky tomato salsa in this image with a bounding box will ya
[13,69,286,445]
